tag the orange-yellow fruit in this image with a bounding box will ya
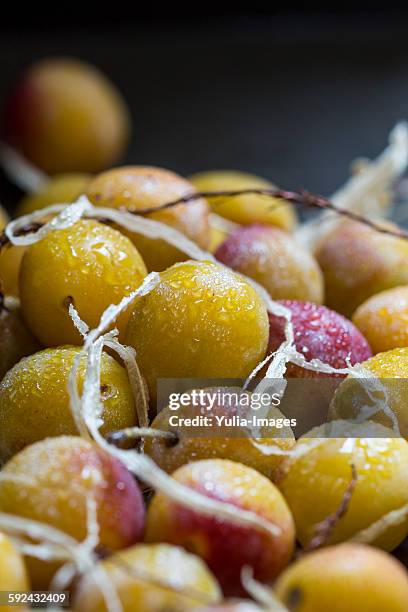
[0,206,8,229]
[329,348,408,438]
[189,170,296,231]
[196,604,262,612]
[0,436,145,588]
[0,208,24,297]
[19,219,147,346]
[85,166,211,271]
[0,244,26,297]
[145,459,295,596]
[4,58,130,174]
[314,219,408,317]
[145,388,295,479]
[277,421,408,551]
[275,543,408,612]
[17,173,90,216]
[0,346,137,462]
[0,305,40,383]
[207,214,237,253]
[74,543,221,612]
[125,261,269,399]
[352,286,408,353]
[0,532,29,611]
[216,224,324,303]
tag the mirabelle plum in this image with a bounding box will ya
[0,346,137,462]
[0,244,26,296]
[0,208,24,297]
[0,436,145,588]
[125,261,269,400]
[268,300,372,378]
[207,214,238,253]
[0,306,40,382]
[329,348,408,438]
[145,459,295,596]
[3,58,130,174]
[17,173,90,216]
[85,166,210,271]
[275,543,408,612]
[145,388,295,479]
[196,604,262,612]
[352,286,408,353]
[74,543,221,612]
[19,219,147,346]
[189,170,296,231]
[314,219,408,317]
[215,225,324,303]
[0,532,29,612]
[0,206,8,229]
[276,421,408,551]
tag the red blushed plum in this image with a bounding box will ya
[215,224,324,303]
[145,459,295,597]
[0,436,145,588]
[268,300,372,379]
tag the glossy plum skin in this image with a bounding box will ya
[352,286,408,354]
[276,421,408,552]
[125,261,269,400]
[275,543,408,612]
[268,300,372,378]
[0,208,24,297]
[145,459,295,597]
[0,306,41,382]
[0,436,145,588]
[145,388,295,480]
[19,219,147,346]
[0,244,25,297]
[85,166,211,271]
[215,224,324,303]
[74,543,222,612]
[329,348,408,438]
[314,219,408,317]
[3,58,130,174]
[0,346,138,462]
[0,206,8,229]
[0,532,29,611]
[189,170,297,231]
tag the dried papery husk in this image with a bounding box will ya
[249,439,326,459]
[6,197,90,246]
[209,212,240,232]
[241,566,288,611]
[350,502,408,545]
[108,426,177,443]
[345,362,401,436]
[68,301,149,429]
[2,295,20,310]
[0,142,49,193]
[296,121,408,249]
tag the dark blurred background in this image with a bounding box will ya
[2,8,408,208]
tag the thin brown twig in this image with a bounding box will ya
[303,463,358,553]
[134,188,408,241]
